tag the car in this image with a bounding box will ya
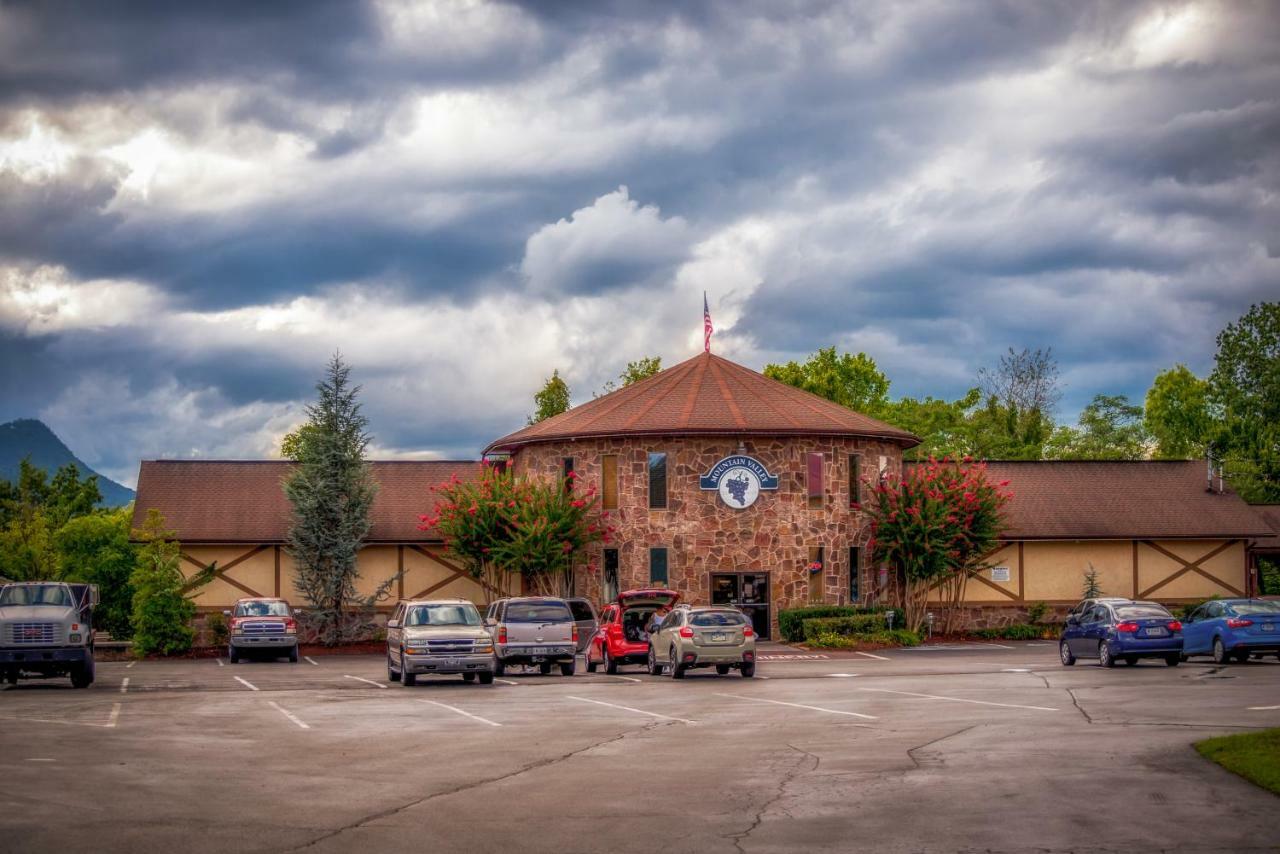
[565,597,599,657]
[1060,600,1183,667]
[225,597,299,663]
[484,597,578,676]
[386,598,495,686]
[647,604,756,678]
[0,581,98,688]
[1065,597,1131,624]
[586,588,680,674]
[1181,598,1280,664]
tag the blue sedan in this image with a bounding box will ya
[1060,600,1183,667]
[1182,598,1280,664]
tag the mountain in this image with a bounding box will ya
[0,419,135,507]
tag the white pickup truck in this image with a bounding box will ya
[0,582,99,688]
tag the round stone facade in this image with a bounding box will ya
[510,435,905,634]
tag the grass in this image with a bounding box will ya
[1194,728,1280,796]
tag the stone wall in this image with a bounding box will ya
[511,435,906,633]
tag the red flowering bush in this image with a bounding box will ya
[858,456,1011,633]
[419,463,613,598]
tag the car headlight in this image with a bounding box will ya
[404,646,427,655]
[69,633,82,643]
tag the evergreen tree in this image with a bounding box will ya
[129,510,194,656]
[528,369,571,424]
[1081,563,1103,599]
[284,354,379,645]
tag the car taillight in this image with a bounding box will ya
[678,627,694,638]
[498,626,507,644]
[1115,621,1139,633]
[608,624,623,637]
[743,627,755,637]
[1166,620,1182,632]
[1227,618,1253,629]
[572,625,579,643]
[284,617,297,634]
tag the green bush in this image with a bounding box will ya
[801,614,888,641]
[130,511,195,657]
[1026,601,1048,625]
[206,612,229,646]
[778,604,885,642]
[971,623,1054,640]
[806,629,921,649]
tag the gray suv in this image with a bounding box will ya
[387,599,496,686]
[484,597,578,676]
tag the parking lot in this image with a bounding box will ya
[2,642,1278,853]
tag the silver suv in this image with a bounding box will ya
[484,597,578,676]
[387,599,496,686]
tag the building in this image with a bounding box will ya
[131,352,1278,636]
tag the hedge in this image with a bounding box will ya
[807,629,921,649]
[971,624,1057,640]
[778,604,885,642]
[801,614,888,641]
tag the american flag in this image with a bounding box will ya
[703,291,713,353]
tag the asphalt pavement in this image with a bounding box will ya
[2,642,1278,853]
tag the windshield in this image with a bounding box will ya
[1230,601,1280,616]
[0,584,71,607]
[690,611,748,627]
[235,600,291,617]
[407,603,481,627]
[1114,604,1171,619]
[506,602,572,623]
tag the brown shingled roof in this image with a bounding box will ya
[131,460,480,543]
[946,460,1272,541]
[486,352,919,453]
[1251,505,1280,551]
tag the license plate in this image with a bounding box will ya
[1263,624,1275,632]
[1144,628,1167,637]
[710,633,726,642]
[445,658,460,666]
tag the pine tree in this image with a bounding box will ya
[1081,563,1104,599]
[129,510,195,656]
[284,354,379,645]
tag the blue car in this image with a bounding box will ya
[1060,600,1183,667]
[1182,598,1280,664]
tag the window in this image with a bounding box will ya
[808,545,825,604]
[603,548,620,601]
[601,454,619,510]
[649,547,669,584]
[849,454,862,506]
[807,453,824,508]
[849,546,860,602]
[648,452,668,509]
[563,457,575,493]
[567,600,596,622]
[505,602,573,623]
[406,603,481,626]
[690,611,748,627]
[235,600,291,617]
[1114,604,1172,619]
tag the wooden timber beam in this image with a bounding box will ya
[180,545,269,598]
[1137,540,1243,599]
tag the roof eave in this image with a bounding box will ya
[486,426,921,455]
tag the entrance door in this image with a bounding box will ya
[710,572,771,639]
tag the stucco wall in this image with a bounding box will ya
[511,435,906,629]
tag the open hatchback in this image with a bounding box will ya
[586,588,681,674]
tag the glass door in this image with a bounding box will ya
[710,572,771,639]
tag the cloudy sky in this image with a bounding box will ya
[2,1,1277,487]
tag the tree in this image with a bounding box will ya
[861,457,1012,633]
[882,391,981,461]
[1208,303,1280,502]
[284,354,382,645]
[0,459,102,581]
[280,424,321,461]
[54,507,136,639]
[1081,563,1103,599]
[978,347,1062,415]
[1145,365,1212,459]
[764,347,891,417]
[1046,394,1149,460]
[529,369,571,424]
[130,510,195,656]
[597,356,663,396]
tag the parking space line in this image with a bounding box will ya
[494,678,520,686]
[120,677,129,694]
[106,703,120,728]
[417,699,502,727]
[568,695,696,724]
[716,692,877,720]
[304,656,319,666]
[126,661,137,669]
[586,674,642,683]
[855,686,1057,712]
[1248,705,1280,710]
[267,701,310,730]
[343,674,387,689]
[216,658,225,667]
[233,676,259,692]
[855,651,890,661]
[827,673,858,678]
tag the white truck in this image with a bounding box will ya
[0,582,99,688]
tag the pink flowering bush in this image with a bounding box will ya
[857,456,1011,633]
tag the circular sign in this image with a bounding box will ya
[717,465,762,509]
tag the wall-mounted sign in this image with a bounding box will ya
[990,566,1011,582]
[699,455,780,509]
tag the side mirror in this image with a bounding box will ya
[386,619,400,629]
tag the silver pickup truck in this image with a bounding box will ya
[484,597,578,676]
[0,582,99,688]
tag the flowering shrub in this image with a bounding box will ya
[858,456,1011,633]
[420,463,614,598]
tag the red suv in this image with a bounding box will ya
[586,588,681,674]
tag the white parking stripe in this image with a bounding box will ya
[1002,669,1030,673]
[119,677,129,694]
[417,699,502,727]
[494,678,520,686]
[568,695,696,724]
[216,658,225,667]
[233,676,259,692]
[343,674,387,689]
[827,673,858,678]
[606,675,643,683]
[106,703,121,728]
[267,701,310,729]
[304,656,319,666]
[716,692,877,720]
[856,686,1057,711]
[1248,705,1280,710]
[855,651,890,661]
[126,661,137,669]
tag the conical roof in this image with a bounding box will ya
[486,352,919,453]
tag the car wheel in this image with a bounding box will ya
[494,659,506,676]
[1059,641,1076,666]
[288,646,299,664]
[478,671,494,685]
[4,669,16,685]
[741,661,756,678]
[1212,637,1229,664]
[463,672,477,682]
[1098,641,1115,668]
[228,645,240,664]
[647,646,663,676]
[1234,650,1252,663]
[669,647,685,680]
[1165,654,1180,667]
[387,652,401,682]
[539,662,552,676]
[403,671,417,687]
[586,648,598,673]
[603,648,618,675]
[715,664,730,675]
[1124,655,1139,666]
[560,660,576,677]
[70,659,94,689]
